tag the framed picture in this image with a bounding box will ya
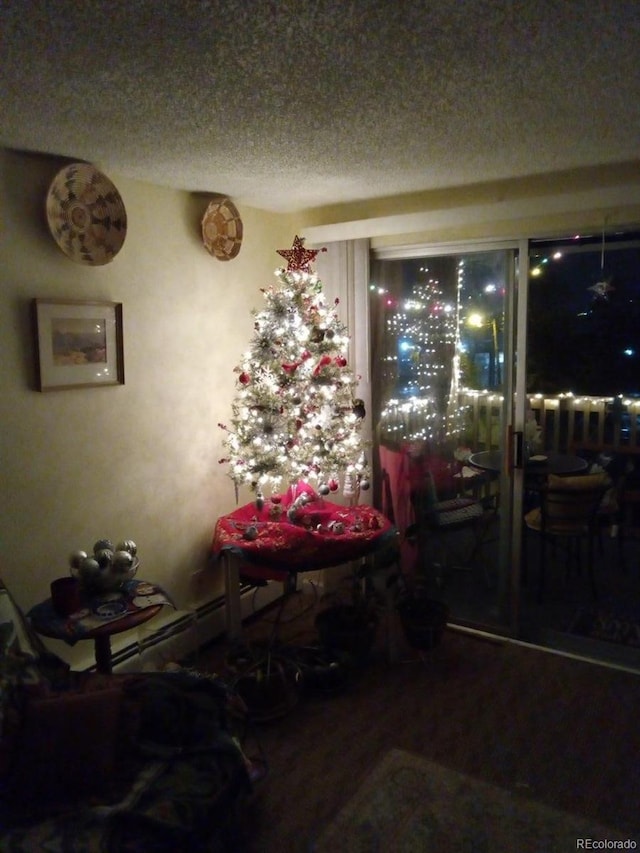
[32,299,124,391]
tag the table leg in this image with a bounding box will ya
[94,635,113,674]
[224,553,242,640]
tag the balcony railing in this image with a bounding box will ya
[463,391,640,455]
[379,391,640,457]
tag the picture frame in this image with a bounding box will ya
[32,299,124,391]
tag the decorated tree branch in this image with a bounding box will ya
[219,236,370,502]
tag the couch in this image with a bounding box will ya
[0,579,259,851]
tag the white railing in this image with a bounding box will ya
[527,392,640,455]
[380,390,640,456]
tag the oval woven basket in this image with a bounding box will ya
[201,196,243,261]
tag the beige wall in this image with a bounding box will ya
[299,162,640,246]
[5,146,640,665]
[0,149,294,636]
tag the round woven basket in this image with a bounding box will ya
[201,196,243,261]
[45,163,127,265]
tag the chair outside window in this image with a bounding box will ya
[408,471,490,588]
[616,470,640,574]
[523,473,610,602]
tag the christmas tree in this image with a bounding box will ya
[219,236,370,500]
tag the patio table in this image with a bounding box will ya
[469,450,588,478]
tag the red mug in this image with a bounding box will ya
[50,577,82,616]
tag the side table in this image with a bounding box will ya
[28,580,171,674]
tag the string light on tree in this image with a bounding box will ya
[219,236,370,498]
[379,270,462,443]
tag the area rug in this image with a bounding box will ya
[312,749,638,852]
[568,602,640,648]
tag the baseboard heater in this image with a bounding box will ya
[98,580,283,673]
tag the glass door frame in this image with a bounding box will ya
[499,239,529,634]
[372,238,529,639]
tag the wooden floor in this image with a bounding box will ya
[194,587,640,852]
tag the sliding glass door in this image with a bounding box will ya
[368,229,640,667]
[370,242,525,635]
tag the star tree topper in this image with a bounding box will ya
[277,235,326,272]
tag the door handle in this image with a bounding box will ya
[513,430,524,468]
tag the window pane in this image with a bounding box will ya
[371,250,507,453]
[528,231,640,396]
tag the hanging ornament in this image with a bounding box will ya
[318,483,330,496]
[313,355,332,376]
[353,399,366,419]
[343,471,356,497]
[588,222,615,300]
[269,502,283,521]
[589,280,614,299]
[360,478,371,491]
[255,492,264,511]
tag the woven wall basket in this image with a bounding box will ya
[201,197,243,261]
[45,163,127,265]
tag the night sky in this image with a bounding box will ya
[528,232,640,396]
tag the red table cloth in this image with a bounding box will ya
[211,482,397,582]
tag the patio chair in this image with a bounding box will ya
[616,471,640,574]
[523,473,609,602]
[407,470,491,588]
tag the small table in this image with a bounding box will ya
[469,450,589,477]
[28,580,171,674]
[211,483,398,640]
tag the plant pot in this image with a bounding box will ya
[233,657,302,723]
[315,604,378,664]
[288,645,349,695]
[397,596,449,651]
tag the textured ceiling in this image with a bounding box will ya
[1,0,640,213]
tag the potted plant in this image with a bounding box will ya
[314,562,380,666]
[390,572,449,652]
[287,644,349,695]
[315,602,379,665]
[231,649,302,723]
[396,592,449,651]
